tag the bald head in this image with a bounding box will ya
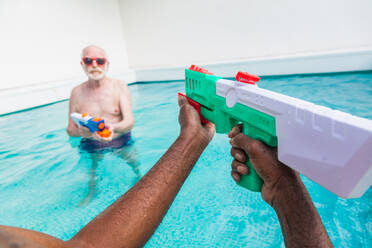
[81,45,108,60]
[80,45,109,81]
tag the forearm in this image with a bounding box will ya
[273,178,333,248]
[0,226,67,248]
[71,133,208,248]
[112,119,134,135]
[66,127,80,137]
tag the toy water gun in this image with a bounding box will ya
[179,65,372,198]
[70,112,111,138]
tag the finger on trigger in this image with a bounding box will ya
[228,124,243,138]
[230,133,256,154]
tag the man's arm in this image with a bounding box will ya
[68,95,215,248]
[67,87,81,137]
[67,87,92,138]
[0,95,214,248]
[229,126,333,248]
[0,226,65,248]
[110,81,135,135]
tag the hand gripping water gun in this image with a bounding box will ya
[70,112,111,138]
[179,65,372,198]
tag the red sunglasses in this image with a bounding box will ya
[82,57,106,65]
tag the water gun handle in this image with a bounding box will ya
[238,157,263,192]
[238,160,263,192]
[237,125,264,192]
[231,73,264,192]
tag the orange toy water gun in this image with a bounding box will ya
[71,112,111,138]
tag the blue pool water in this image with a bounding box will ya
[0,71,371,247]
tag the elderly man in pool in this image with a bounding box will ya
[0,96,333,247]
[67,45,139,205]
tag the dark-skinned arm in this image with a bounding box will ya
[229,125,333,248]
[68,95,215,248]
[0,96,213,248]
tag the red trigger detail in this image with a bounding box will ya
[236,71,260,85]
[189,65,214,75]
[178,92,209,124]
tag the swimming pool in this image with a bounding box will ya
[0,71,371,247]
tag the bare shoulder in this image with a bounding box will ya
[115,79,128,88]
[113,79,130,93]
[70,82,86,98]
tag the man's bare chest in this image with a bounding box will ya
[77,88,120,116]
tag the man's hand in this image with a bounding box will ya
[228,125,334,247]
[92,131,113,142]
[90,122,113,142]
[178,95,215,145]
[92,120,115,142]
[78,122,113,142]
[78,126,93,139]
[228,124,300,206]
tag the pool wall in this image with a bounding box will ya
[1,0,372,115]
[1,49,372,116]
[0,70,136,116]
[119,0,372,69]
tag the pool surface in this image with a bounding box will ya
[0,71,371,247]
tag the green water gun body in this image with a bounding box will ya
[179,65,276,191]
[179,65,372,198]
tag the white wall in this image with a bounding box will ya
[1,0,372,115]
[119,0,372,69]
[0,0,130,90]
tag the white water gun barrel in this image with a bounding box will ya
[71,112,92,127]
[217,78,372,198]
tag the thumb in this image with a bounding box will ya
[178,94,188,107]
[204,122,215,139]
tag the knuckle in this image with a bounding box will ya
[231,172,240,182]
[231,126,238,134]
[231,160,239,170]
[247,140,262,156]
[230,148,236,156]
[231,134,243,146]
[237,166,244,174]
[238,165,249,174]
[235,133,246,143]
